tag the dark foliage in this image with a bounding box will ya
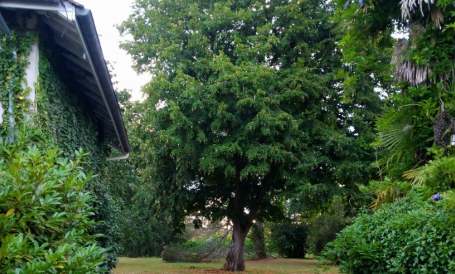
[271,223,308,258]
[307,215,348,256]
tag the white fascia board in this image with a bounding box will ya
[0,1,75,21]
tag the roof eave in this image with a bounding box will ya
[74,7,130,154]
[0,0,131,155]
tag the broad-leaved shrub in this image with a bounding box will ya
[0,128,107,273]
[321,194,455,273]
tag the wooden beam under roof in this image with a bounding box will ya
[62,52,92,73]
[54,36,85,59]
[42,17,82,45]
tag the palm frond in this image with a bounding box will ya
[366,179,411,209]
[402,164,431,187]
[430,8,444,28]
[403,156,455,187]
[400,0,434,19]
[380,128,407,150]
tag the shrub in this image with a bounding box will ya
[161,244,201,263]
[270,223,308,258]
[162,227,233,263]
[320,194,455,274]
[119,210,166,257]
[307,197,350,256]
[306,214,348,256]
[0,128,107,273]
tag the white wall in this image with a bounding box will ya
[0,41,39,124]
[24,40,39,118]
[0,102,3,124]
[0,14,39,125]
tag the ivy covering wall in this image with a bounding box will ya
[1,23,122,270]
[0,31,35,130]
[37,38,122,269]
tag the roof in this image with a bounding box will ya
[0,0,130,155]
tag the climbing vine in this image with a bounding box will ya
[0,24,122,270]
[36,33,122,269]
[36,49,108,160]
[0,31,36,131]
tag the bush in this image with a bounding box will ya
[161,244,202,263]
[270,223,308,258]
[119,210,166,257]
[0,128,107,273]
[306,214,348,256]
[321,194,455,274]
[162,227,233,263]
[118,189,184,258]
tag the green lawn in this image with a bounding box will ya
[113,257,338,274]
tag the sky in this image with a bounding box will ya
[77,0,150,101]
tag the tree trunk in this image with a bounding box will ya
[251,221,267,259]
[223,222,250,271]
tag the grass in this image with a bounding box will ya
[113,257,338,274]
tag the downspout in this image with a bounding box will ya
[106,152,130,161]
[0,10,17,143]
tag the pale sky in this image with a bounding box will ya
[78,0,150,101]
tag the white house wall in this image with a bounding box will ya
[24,40,39,114]
[0,40,38,124]
[0,99,3,124]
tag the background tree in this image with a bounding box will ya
[250,222,267,259]
[104,90,181,257]
[337,0,455,205]
[320,1,455,271]
[270,223,308,258]
[119,0,381,270]
[305,196,350,256]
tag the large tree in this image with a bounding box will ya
[120,0,380,270]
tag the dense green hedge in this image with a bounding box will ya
[321,194,455,273]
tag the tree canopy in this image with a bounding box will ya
[335,0,455,206]
[120,0,381,270]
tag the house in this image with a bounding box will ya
[0,0,130,157]
[0,1,130,268]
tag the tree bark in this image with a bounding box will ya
[251,221,267,259]
[223,222,250,271]
[223,172,267,271]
